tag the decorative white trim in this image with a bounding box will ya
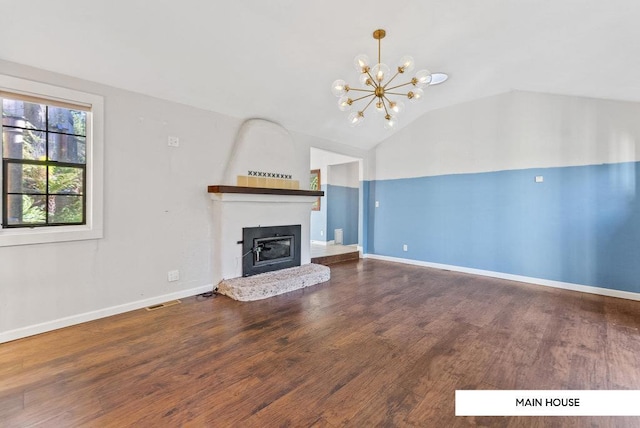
[364,254,640,302]
[0,284,214,344]
[209,193,317,204]
[311,240,328,246]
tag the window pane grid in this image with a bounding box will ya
[2,124,86,138]
[2,98,87,228]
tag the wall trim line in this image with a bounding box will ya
[363,254,640,302]
[0,284,214,344]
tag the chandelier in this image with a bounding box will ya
[331,29,448,129]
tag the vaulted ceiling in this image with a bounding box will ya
[2,1,639,150]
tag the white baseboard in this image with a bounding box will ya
[364,254,640,302]
[0,284,214,344]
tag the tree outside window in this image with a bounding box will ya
[2,97,87,227]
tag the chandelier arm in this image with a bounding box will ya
[382,99,390,117]
[383,70,402,88]
[361,96,377,114]
[366,71,380,88]
[352,93,376,103]
[385,81,414,91]
[385,91,412,96]
[348,88,376,93]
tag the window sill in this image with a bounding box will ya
[0,225,103,247]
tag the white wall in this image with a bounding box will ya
[223,119,308,187]
[310,147,364,183]
[328,161,359,188]
[375,91,640,180]
[0,60,324,342]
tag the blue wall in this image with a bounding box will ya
[367,162,640,293]
[363,180,374,254]
[327,184,359,245]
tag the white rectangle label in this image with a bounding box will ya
[456,390,640,416]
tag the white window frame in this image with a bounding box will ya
[0,74,104,246]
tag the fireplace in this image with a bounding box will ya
[208,187,321,282]
[242,225,301,276]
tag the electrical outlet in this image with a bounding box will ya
[403,244,408,252]
[535,175,544,183]
[168,136,180,147]
[167,270,180,282]
[320,230,324,236]
[375,201,380,207]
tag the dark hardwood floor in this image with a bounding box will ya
[1,259,640,427]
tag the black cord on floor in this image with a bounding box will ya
[196,288,218,301]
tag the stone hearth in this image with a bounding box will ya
[217,263,330,301]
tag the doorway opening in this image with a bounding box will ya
[309,147,363,261]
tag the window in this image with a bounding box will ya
[0,75,103,246]
[2,97,87,227]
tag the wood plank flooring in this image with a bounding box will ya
[311,244,360,266]
[1,259,640,427]
[311,251,360,266]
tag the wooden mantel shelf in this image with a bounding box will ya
[208,185,324,197]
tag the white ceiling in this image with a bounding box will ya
[2,0,640,150]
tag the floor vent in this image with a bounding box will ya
[145,300,181,311]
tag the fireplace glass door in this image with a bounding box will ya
[254,235,293,266]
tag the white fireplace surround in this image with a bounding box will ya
[209,119,321,285]
[209,191,318,284]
